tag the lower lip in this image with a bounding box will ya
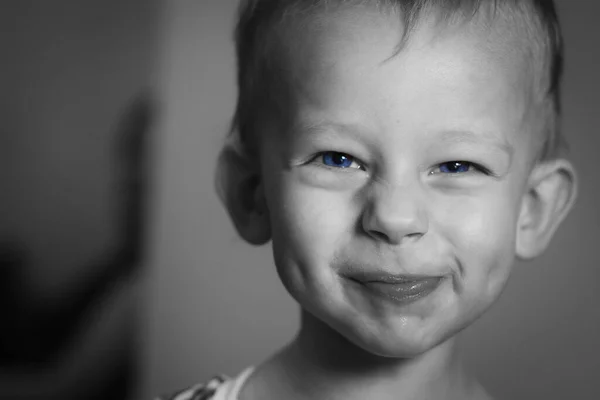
[356,277,443,304]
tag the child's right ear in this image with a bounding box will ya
[214,143,271,245]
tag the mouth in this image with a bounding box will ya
[348,272,445,305]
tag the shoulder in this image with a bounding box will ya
[155,375,229,400]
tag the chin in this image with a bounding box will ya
[340,321,451,360]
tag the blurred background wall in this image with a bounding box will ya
[1,1,161,398]
[141,1,599,400]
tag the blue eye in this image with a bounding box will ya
[438,161,473,174]
[321,152,362,169]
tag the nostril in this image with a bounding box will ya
[368,230,389,242]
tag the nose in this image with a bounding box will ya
[361,181,428,245]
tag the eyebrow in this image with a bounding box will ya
[292,120,369,142]
[293,120,515,159]
[435,130,515,160]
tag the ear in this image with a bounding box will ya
[214,143,271,245]
[516,158,578,260]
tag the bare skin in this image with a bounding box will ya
[239,311,493,400]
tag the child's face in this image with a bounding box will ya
[258,7,538,357]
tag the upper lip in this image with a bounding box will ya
[348,271,444,284]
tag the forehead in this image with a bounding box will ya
[272,4,537,156]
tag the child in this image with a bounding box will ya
[159,0,578,398]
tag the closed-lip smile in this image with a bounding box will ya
[347,271,446,304]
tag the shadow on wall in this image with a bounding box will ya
[0,94,155,399]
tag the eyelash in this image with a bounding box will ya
[429,161,491,176]
[309,151,366,171]
[309,151,492,176]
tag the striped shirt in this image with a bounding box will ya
[156,367,254,400]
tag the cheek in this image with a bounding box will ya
[437,189,519,294]
[264,172,358,283]
[273,181,352,239]
[265,177,367,316]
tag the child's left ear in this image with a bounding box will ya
[516,158,578,260]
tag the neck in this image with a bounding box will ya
[277,309,470,400]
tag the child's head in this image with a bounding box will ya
[216,0,577,358]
